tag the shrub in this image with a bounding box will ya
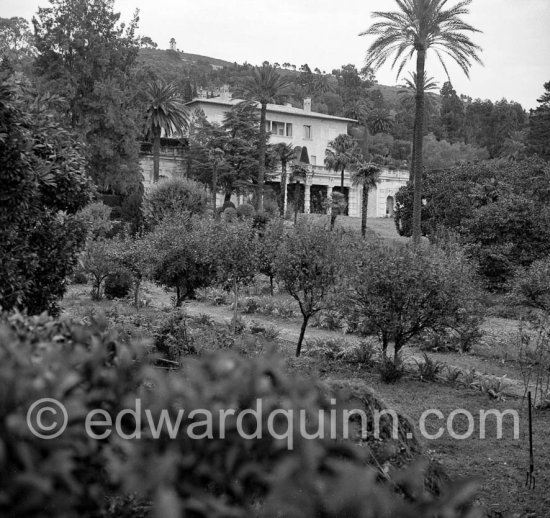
[0,311,479,518]
[414,353,445,382]
[81,238,118,300]
[379,356,405,383]
[154,310,196,361]
[143,177,208,225]
[221,206,237,222]
[508,256,550,314]
[236,202,255,218]
[0,311,141,517]
[75,201,113,239]
[0,82,92,314]
[104,271,133,299]
[258,217,285,295]
[344,240,482,365]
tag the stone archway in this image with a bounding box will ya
[386,195,395,218]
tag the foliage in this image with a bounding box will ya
[143,177,208,225]
[257,217,285,294]
[104,270,133,300]
[213,219,260,333]
[343,240,481,364]
[75,201,113,240]
[274,221,348,356]
[0,79,92,315]
[361,0,482,245]
[395,157,550,288]
[154,309,195,361]
[33,0,143,193]
[414,353,445,382]
[143,79,188,183]
[378,357,405,384]
[0,311,141,518]
[236,202,255,218]
[527,80,550,159]
[236,63,291,211]
[508,256,550,314]
[149,215,217,305]
[81,239,118,300]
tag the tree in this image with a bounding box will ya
[149,216,217,306]
[237,63,291,212]
[324,134,359,190]
[361,0,483,246]
[527,81,550,159]
[143,79,188,183]
[33,0,144,194]
[352,163,381,237]
[0,79,92,314]
[273,142,295,216]
[344,240,480,364]
[214,220,259,334]
[82,239,117,300]
[0,17,35,60]
[258,218,285,295]
[274,222,346,356]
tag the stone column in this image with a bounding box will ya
[326,183,333,215]
[304,181,311,214]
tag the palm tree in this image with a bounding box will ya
[352,163,381,238]
[367,109,393,134]
[274,142,295,216]
[144,80,188,183]
[399,72,439,175]
[361,0,482,246]
[324,134,359,191]
[237,64,291,212]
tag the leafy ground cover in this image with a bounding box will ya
[61,280,550,517]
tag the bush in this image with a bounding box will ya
[154,310,196,361]
[221,206,237,222]
[75,201,113,239]
[344,240,482,365]
[236,202,255,218]
[143,177,208,225]
[0,311,141,517]
[507,256,550,314]
[0,82,92,314]
[104,270,133,299]
[0,311,479,518]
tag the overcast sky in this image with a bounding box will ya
[3,0,549,109]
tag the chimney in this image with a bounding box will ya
[303,98,311,112]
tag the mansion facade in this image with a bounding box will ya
[140,88,409,218]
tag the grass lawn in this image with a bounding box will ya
[61,284,550,517]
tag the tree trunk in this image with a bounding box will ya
[296,314,310,357]
[281,162,287,217]
[412,49,426,247]
[153,127,161,183]
[340,166,345,189]
[134,277,141,310]
[211,164,218,218]
[176,285,182,307]
[269,275,274,296]
[361,185,369,238]
[233,278,239,335]
[257,103,267,212]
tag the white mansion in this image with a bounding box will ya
[141,88,409,218]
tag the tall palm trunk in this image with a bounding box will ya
[153,127,161,183]
[361,184,370,238]
[257,103,267,212]
[412,49,426,247]
[211,164,218,218]
[280,160,287,216]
